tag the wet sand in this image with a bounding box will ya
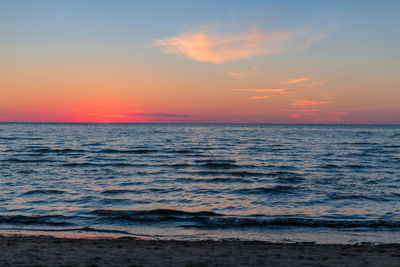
[0,235,399,266]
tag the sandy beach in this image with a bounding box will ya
[0,235,399,266]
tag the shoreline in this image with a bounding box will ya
[1,234,399,266]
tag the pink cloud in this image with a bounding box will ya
[154,26,324,64]
[291,100,332,106]
[231,76,326,101]
[225,72,249,78]
[232,89,288,100]
[283,109,322,112]
[298,80,325,88]
[225,66,259,78]
[232,89,287,93]
[280,77,325,89]
[248,95,275,100]
[280,77,311,84]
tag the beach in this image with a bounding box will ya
[1,235,399,266]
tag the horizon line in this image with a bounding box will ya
[1,122,399,125]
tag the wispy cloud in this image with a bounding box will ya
[231,89,287,93]
[280,77,325,89]
[225,72,250,78]
[232,77,326,101]
[154,25,326,64]
[280,77,311,85]
[225,66,259,78]
[248,95,279,100]
[232,89,288,100]
[290,100,332,106]
[283,108,322,112]
[298,80,325,88]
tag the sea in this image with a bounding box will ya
[0,123,399,244]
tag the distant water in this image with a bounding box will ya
[1,123,400,243]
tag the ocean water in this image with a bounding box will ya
[0,123,400,243]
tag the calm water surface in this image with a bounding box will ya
[0,123,399,243]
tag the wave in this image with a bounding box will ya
[200,217,400,228]
[2,212,400,230]
[7,158,54,163]
[92,209,400,229]
[173,177,252,184]
[100,198,133,205]
[201,163,239,168]
[268,171,304,183]
[267,171,301,178]
[94,209,220,217]
[225,171,264,177]
[101,187,183,195]
[322,164,340,169]
[93,209,219,222]
[355,131,373,135]
[275,176,304,183]
[328,193,395,202]
[206,177,253,183]
[29,148,86,154]
[344,142,378,146]
[98,149,157,154]
[171,163,192,167]
[0,136,21,140]
[22,189,66,196]
[101,189,136,195]
[382,144,400,149]
[83,142,103,146]
[164,149,193,154]
[0,215,72,226]
[230,171,264,177]
[186,170,264,177]
[232,185,301,195]
[347,152,375,157]
[346,164,371,169]
[62,162,146,168]
[0,226,135,236]
[195,160,240,169]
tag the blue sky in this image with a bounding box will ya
[1,0,399,123]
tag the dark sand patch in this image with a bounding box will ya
[0,235,399,266]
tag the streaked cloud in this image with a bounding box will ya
[232,77,325,101]
[283,108,322,112]
[232,89,288,100]
[154,25,325,63]
[231,89,287,93]
[280,77,311,85]
[225,72,249,78]
[290,100,332,106]
[248,95,278,100]
[298,80,325,88]
[280,77,325,89]
[225,66,259,78]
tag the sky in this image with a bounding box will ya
[1,0,399,123]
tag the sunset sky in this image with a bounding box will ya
[1,0,399,123]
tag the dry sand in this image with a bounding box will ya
[0,235,399,266]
